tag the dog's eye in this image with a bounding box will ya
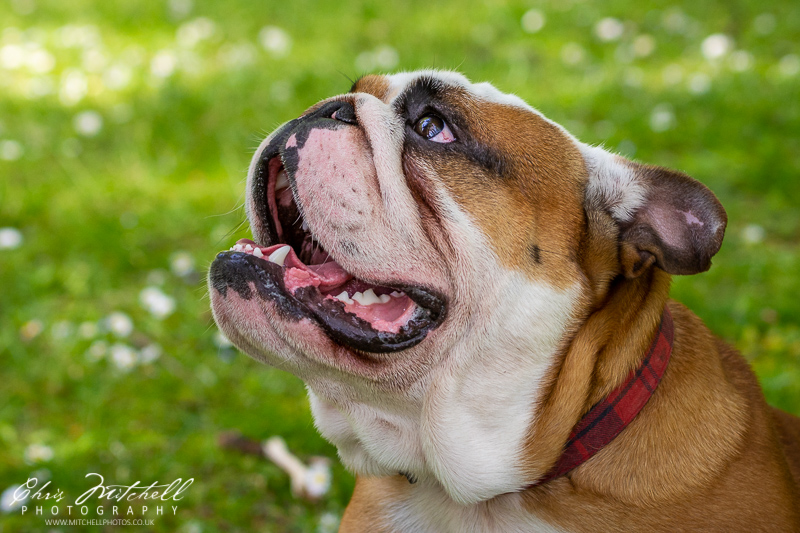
[414,114,455,143]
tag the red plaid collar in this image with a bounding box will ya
[529,306,674,487]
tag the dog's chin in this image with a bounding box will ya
[209,154,446,357]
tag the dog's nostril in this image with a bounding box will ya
[331,102,358,125]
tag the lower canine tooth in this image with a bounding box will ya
[268,245,291,266]
[253,248,263,258]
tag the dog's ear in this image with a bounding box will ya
[583,147,727,278]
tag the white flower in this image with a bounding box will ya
[147,269,168,285]
[102,64,133,90]
[317,511,340,533]
[24,444,54,464]
[86,340,108,361]
[0,227,23,249]
[151,50,177,78]
[259,26,291,58]
[687,73,711,94]
[27,49,55,74]
[73,110,103,137]
[106,312,133,337]
[51,320,73,339]
[139,343,162,364]
[170,251,195,277]
[0,140,24,161]
[304,459,331,498]
[742,224,765,244]
[701,34,732,60]
[0,44,26,70]
[521,9,545,34]
[176,17,216,48]
[59,69,88,106]
[595,17,625,42]
[78,321,98,338]
[632,34,655,57]
[778,54,800,77]
[110,343,137,371]
[729,50,753,72]
[560,42,585,65]
[168,0,193,19]
[1,485,27,513]
[139,286,176,319]
[649,104,675,132]
[373,46,399,70]
[20,319,43,341]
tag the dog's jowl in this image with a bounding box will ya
[209,71,800,532]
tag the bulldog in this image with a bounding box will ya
[208,70,800,532]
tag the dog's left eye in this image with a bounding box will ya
[414,114,455,143]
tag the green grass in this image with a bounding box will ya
[1,0,798,530]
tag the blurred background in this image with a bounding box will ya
[1,0,798,531]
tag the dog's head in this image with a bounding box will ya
[209,70,726,503]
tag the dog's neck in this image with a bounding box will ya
[307,267,736,506]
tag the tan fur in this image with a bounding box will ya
[352,75,391,101]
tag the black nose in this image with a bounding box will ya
[331,101,357,125]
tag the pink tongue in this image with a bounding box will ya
[236,238,352,290]
[306,261,352,290]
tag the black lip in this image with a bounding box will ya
[210,251,446,353]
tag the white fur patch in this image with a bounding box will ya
[386,482,569,533]
[581,144,647,222]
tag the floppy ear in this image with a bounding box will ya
[583,146,727,278]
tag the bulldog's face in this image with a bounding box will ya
[209,70,725,503]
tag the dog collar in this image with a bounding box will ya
[528,305,674,487]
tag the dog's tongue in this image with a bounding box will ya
[236,238,352,291]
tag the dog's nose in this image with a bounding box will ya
[331,101,358,125]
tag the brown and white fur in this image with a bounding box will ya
[209,70,800,532]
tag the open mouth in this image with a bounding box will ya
[211,150,446,353]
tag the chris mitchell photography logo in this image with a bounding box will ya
[8,473,193,527]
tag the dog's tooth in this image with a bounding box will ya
[354,288,381,306]
[245,244,253,252]
[363,289,381,305]
[390,291,405,298]
[233,244,244,252]
[252,247,263,258]
[334,291,353,305]
[379,294,391,304]
[301,219,309,232]
[275,169,289,191]
[267,245,291,266]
